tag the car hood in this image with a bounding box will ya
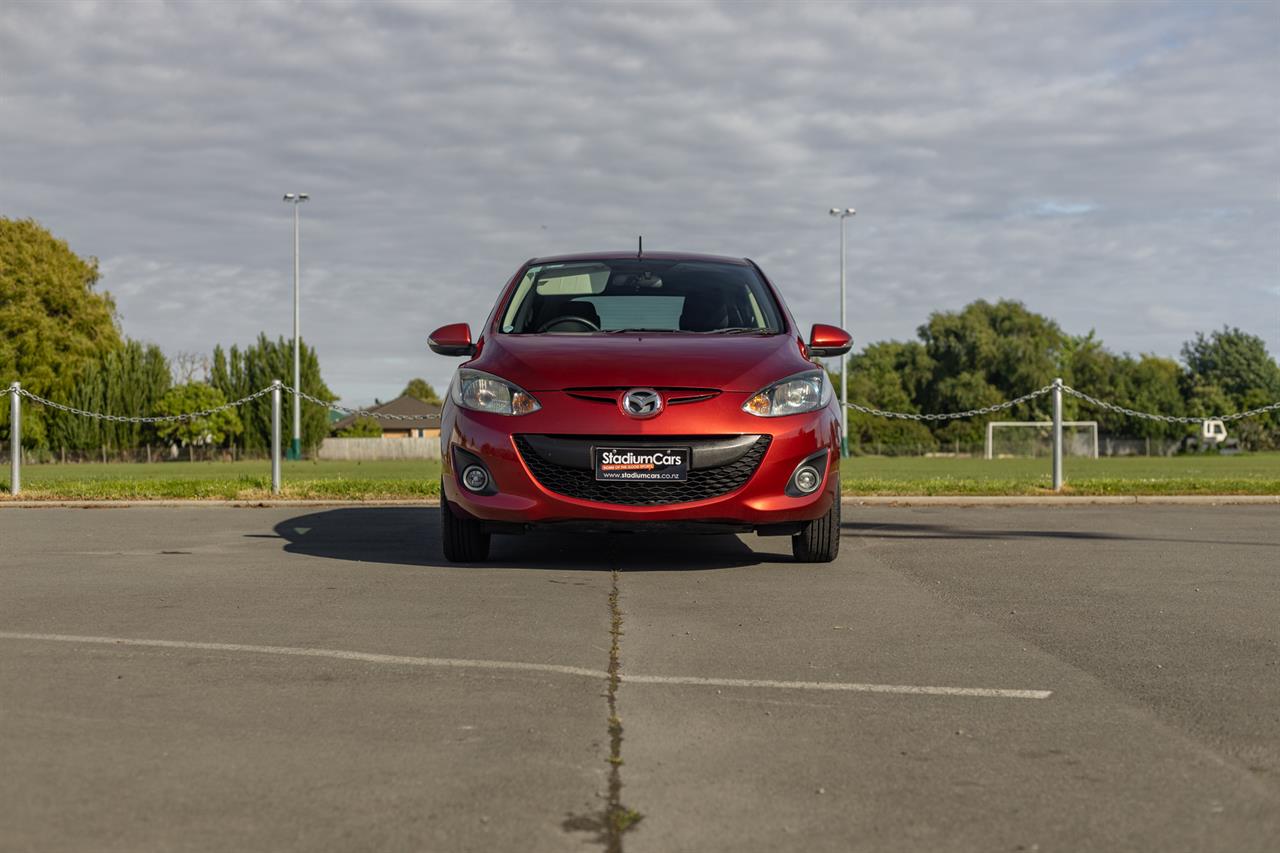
[470,333,813,393]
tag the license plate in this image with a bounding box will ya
[593,446,691,482]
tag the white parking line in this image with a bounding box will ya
[0,631,606,680]
[626,673,1051,699]
[0,631,1052,700]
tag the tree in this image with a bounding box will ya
[155,383,243,461]
[843,341,937,453]
[0,218,122,447]
[45,340,172,453]
[210,334,334,454]
[337,416,383,438]
[1118,355,1187,442]
[1181,328,1280,449]
[171,351,211,385]
[1181,328,1280,402]
[401,378,441,404]
[916,300,1064,442]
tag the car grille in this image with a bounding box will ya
[514,435,772,506]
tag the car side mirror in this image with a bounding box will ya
[428,323,476,357]
[807,324,852,358]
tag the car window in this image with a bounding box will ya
[500,260,783,334]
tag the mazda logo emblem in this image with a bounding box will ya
[621,388,663,419]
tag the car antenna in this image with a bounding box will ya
[637,235,643,259]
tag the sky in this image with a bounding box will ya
[2,0,1277,405]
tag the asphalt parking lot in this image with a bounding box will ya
[1,504,1277,852]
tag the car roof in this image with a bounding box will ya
[525,250,753,266]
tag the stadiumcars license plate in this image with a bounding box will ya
[593,446,691,482]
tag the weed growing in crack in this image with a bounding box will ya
[563,568,643,851]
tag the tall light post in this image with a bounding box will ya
[829,207,855,457]
[283,192,309,460]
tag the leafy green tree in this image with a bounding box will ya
[155,383,243,460]
[844,341,937,453]
[0,218,122,447]
[401,378,441,404]
[1119,355,1187,441]
[44,340,172,453]
[1181,328,1280,449]
[210,334,334,454]
[337,416,383,438]
[916,300,1064,442]
[1181,328,1280,401]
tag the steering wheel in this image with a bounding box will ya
[537,315,600,333]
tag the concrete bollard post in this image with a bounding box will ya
[271,380,282,495]
[8,382,19,496]
[1052,377,1063,492]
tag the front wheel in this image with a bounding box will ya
[440,484,490,562]
[792,484,841,563]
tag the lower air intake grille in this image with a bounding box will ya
[514,435,772,506]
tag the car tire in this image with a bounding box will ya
[441,484,490,562]
[792,483,841,563]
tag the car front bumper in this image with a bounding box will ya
[440,391,840,529]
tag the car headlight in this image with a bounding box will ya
[450,368,541,416]
[743,370,831,417]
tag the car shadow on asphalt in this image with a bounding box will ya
[270,507,788,570]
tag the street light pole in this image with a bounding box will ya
[283,193,309,460]
[829,207,855,457]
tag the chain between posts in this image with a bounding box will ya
[12,385,276,424]
[280,385,441,421]
[843,385,1056,421]
[7,383,1276,427]
[1059,386,1280,425]
[843,384,1280,424]
[8,384,443,424]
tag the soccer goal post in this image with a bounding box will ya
[985,421,1099,460]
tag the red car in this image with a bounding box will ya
[429,251,852,563]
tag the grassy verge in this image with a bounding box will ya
[841,454,1280,496]
[2,455,1278,500]
[0,460,445,501]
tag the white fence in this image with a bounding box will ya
[318,437,441,461]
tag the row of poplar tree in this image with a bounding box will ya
[10,336,333,458]
[1,217,334,456]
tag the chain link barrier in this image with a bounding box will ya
[281,385,441,421]
[12,385,277,424]
[844,385,1055,421]
[1059,385,1280,425]
[844,384,1280,424]
[5,384,442,424]
[5,382,1277,425]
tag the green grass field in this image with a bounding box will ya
[3,453,1279,499]
[0,459,445,500]
[844,453,1280,496]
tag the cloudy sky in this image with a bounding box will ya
[2,0,1277,404]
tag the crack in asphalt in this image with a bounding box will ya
[563,567,643,850]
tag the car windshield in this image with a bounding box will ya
[499,259,784,334]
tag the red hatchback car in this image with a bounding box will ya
[429,251,852,563]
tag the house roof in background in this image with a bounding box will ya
[332,394,442,432]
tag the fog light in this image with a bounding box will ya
[786,450,829,497]
[793,466,820,494]
[462,465,490,493]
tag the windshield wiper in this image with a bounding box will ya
[701,327,771,335]
[603,328,689,334]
